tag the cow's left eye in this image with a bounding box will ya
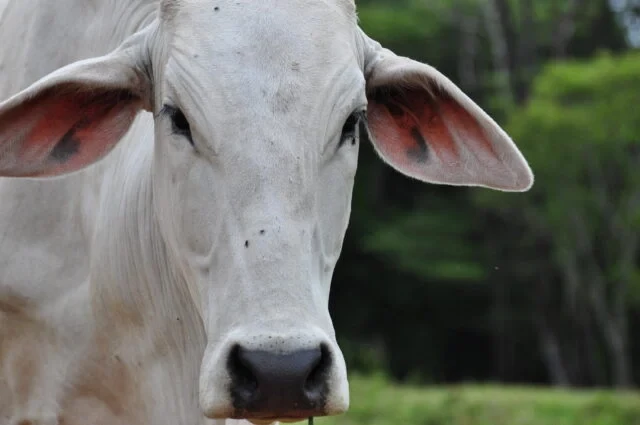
[163,104,194,146]
[338,110,366,148]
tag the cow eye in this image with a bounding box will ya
[338,110,365,148]
[164,105,193,145]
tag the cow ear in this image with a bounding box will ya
[361,34,533,192]
[0,31,152,178]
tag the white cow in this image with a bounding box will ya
[0,0,533,424]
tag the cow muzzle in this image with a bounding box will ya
[199,330,349,422]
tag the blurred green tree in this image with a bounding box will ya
[476,52,640,388]
[330,0,638,387]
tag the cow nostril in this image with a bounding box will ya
[304,344,330,398]
[228,345,259,403]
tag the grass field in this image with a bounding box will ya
[315,374,640,425]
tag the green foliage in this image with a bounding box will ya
[518,52,640,147]
[331,0,640,385]
[316,376,640,425]
[357,3,436,41]
[472,51,640,386]
[361,198,487,282]
[478,51,640,292]
[356,0,465,76]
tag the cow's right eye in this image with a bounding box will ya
[164,105,193,146]
[338,110,366,149]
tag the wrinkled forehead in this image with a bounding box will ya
[157,0,366,150]
[164,1,358,64]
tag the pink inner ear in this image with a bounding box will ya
[367,86,495,172]
[12,88,139,177]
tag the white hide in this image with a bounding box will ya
[0,1,533,425]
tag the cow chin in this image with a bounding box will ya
[198,326,350,420]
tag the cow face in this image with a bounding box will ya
[149,2,365,420]
[0,0,532,423]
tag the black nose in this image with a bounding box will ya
[228,344,331,419]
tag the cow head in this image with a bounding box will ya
[0,0,532,422]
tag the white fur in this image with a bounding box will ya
[0,1,532,425]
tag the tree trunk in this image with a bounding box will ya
[552,0,580,58]
[481,0,515,106]
[515,0,537,103]
[458,13,479,94]
[536,315,571,387]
